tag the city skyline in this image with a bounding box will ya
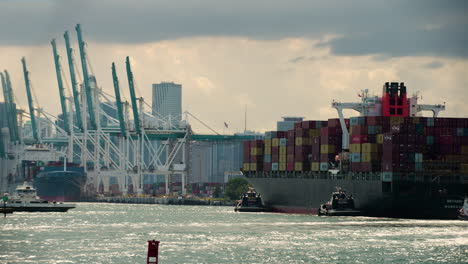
[0,1,467,134]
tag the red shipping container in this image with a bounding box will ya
[321,127,340,136]
[272,154,279,163]
[287,154,294,163]
[243,141,250,149]
[366,116,382,126]
[263,162,272,171]
[360,162,372,172]
[327,118,341,128]
[439,135,454,145]
[295,145,312,155]
[271,146,279,155]
[295,154,307,162]
[351,125,368,135]
[350,163,361,172]
[301,120,316,129]
[250,156,263,163]
[294,122,302,129]
[277,131,287,138]
[287,130,295,138]
[287,162,295,171]
[321,136,342,145]
[312,144,320,155]
[320,153,336,162]
[351,135,369,144]
[287,146,294,154]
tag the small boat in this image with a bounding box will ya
[318,188,363,216]
[234,187,267,212]
[458,197,468,220]
[6,181,76,212]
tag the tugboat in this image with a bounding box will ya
[234,187,266,212]
[318,188,362,216]
[458,197,468,220]
[6,182,76,212]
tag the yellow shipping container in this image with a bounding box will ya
[279,155,287,163]
[279,163,286,171]
[321,144,336,154]
[279,146,286,155]
[251,147,263,156]
[362,143,378,153]
[295,162,304,171]
[311,162,320,171]
[377,134,384,144]
[272,138,280,147]
[264,139,272,147]
[461,146,468,155]
[350,144,361,153]
[412,117,421,124]
[295,137,304,146]
[309,129,320,137]
[390,116,404,125]
[264,147,271,155]
[250,163,257,171]
[361,152,378,162]
[243,163,250,171]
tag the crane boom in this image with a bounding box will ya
[111,62,126,136]
[0,72,13,142]
[4,71,20,143]
[75,24,97,130]
[125,56,141,135]
[51,39,70,134]
[64,31,83,132]
[21,57,39,142]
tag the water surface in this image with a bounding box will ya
[1,203,467,263]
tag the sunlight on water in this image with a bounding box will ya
[1,203,467,263]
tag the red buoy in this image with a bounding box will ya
[147,240,160,264]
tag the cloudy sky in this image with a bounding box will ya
[0,0,467,134]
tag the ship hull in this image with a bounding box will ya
[34,171,86,202]
[246,172,467,219]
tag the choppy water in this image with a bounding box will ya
[1,203,467,264]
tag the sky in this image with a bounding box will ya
[0,0,467,134]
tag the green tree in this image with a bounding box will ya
[213,186,222,198]
[225,177,251,200]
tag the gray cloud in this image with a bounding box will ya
[423,61,444,69]
[0,0,467,57]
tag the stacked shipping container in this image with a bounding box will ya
[242,117,468,176]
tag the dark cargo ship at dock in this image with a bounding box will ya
[21,160,86,202]
[242,82,468,219]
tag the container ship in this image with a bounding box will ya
[34,162,86,202]
[21,160,86,202]
[242,82,468,219]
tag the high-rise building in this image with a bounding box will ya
[152,82,182,122]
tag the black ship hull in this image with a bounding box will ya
[246,172,467,219]
[34,171,86,202]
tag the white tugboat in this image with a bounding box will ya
[458,197,468,220]
[6,182,75,212]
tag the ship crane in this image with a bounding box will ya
[332,89,380,150]
[416,104,445,117]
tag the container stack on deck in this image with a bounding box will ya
[242,117,468,176]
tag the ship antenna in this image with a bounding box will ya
[244,104,247,132]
